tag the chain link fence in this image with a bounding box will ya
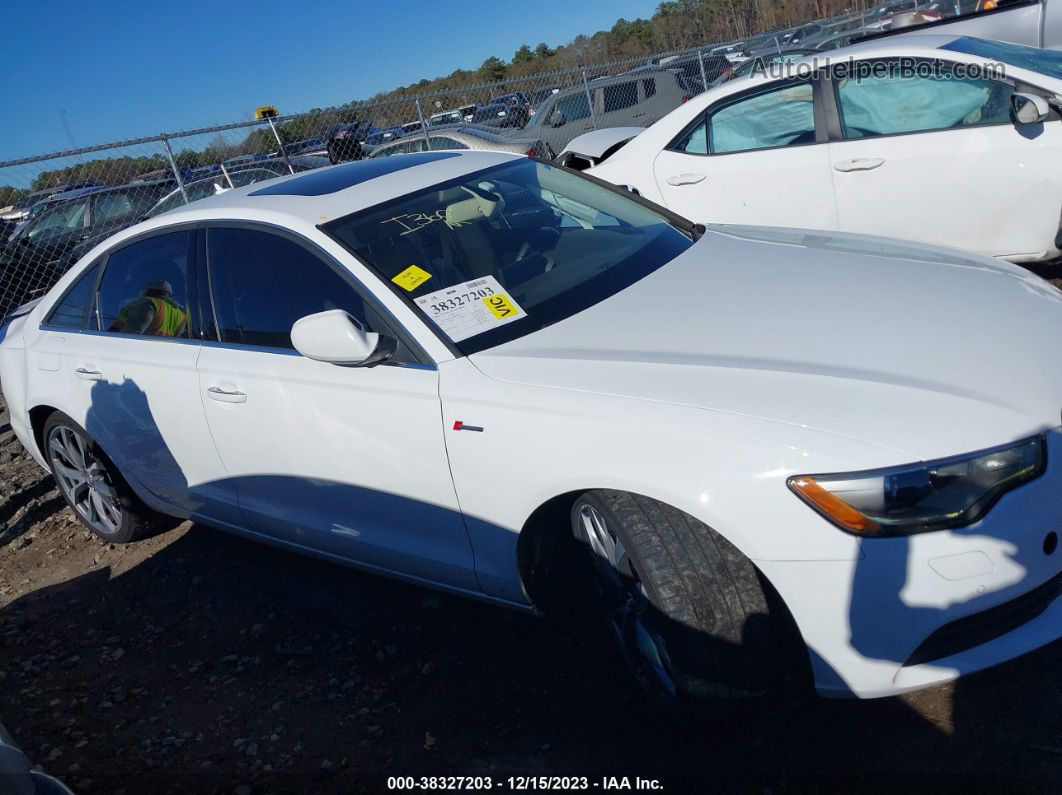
[0,1,988,318]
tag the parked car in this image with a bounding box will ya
[0,180,171,317]
[283,137,326,156]
[364,127,405,147]
[488,91,532,124]
[367,125,553,159]
[428,108,468,127]
[327,121,374,163]
[400,121,424,135]
[5,185,109,245]
[713,48,819,85]
[142,163,299,219]
[0,181,102,225]
[3,151,1060,703]
[522,68,695,155]
[656,52,734,90]
[470,103,527,129]
[582,35,1062,262]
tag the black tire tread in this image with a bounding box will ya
[578,489,775,697]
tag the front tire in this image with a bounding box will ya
[43,411,164,544]
[571,490,778,700]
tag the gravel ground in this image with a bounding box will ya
[0,391,1059,795]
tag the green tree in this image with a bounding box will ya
[512,44,534,64]
[477,56,507,83]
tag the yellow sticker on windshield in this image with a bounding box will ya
[483,293,519,320]
[392,265,432,292]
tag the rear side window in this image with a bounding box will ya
[603,81,638,113]
[45,262,100,329]
[642,78,657,98]
[96,231,192,339]
[206,227,377,351]
[93,192,138,223]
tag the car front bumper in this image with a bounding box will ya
[757,431,1062,699]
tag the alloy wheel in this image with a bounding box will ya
[47,425,122,536]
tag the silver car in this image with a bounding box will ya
[368,125,553,159]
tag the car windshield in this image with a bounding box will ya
[941,36,1062,80]
[324,158,693,355]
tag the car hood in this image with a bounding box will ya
[471,225,1062,460]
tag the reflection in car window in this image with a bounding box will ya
[96,232,191,338]
[206,227,379,351]
[429,137,469,150]
[836,65,1014,139]
[325,159,692,355]
[45,262,100,329]
[705,82,816,155]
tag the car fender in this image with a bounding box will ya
[438,358,869,603]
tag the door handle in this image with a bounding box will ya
[74,367,102,381]
[833,157,885,173]
[207,385,247,404]
[666,172,707,186]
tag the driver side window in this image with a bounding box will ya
[205,227,413,360]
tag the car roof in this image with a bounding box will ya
[126,150,520,230]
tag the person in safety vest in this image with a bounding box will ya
[110,280,188,337]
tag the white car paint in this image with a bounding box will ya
[585,35,1062,262]
[1,152,1059,700]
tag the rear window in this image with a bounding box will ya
[603,81,638,113]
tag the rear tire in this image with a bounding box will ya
[43,411,165,544]
[571,490,779,700]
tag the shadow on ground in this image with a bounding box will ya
[1,516,1059,794]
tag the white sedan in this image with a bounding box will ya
[579,35,1062,263]
[1,151,1059,701]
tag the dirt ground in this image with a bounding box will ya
[0,391,1059,795]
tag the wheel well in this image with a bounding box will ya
[28,404,58,459]
[516,491,584,613]
[516,488,814,688]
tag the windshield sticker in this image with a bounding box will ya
[391,264,433,292]
[414,276,525,342]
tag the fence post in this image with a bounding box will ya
[161,135,188,204]
[266,116,294,174]
[581,69,597,129]
[697,49,708,92]
[415,98,430,144]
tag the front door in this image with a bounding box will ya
[827,58,1062,259]
[195,225,477,590]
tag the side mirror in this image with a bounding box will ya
[291,309,397,367]
[549,111,567,128]
[1012,92,1050,125]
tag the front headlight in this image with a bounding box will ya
[787,435,1045,537]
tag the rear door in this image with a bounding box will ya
[826,58,1062,259]
[46,229,241,525]
[652,78,839,229]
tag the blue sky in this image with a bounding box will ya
[3,0,657,161]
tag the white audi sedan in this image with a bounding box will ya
[0,151,1059,701]
[578,36,1062,263]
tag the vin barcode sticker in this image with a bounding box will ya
[414,276,525,342]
